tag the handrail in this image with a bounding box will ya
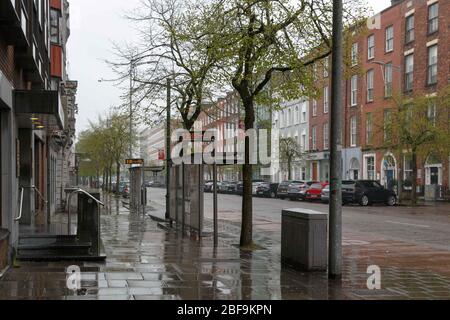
[14,187,25,222]
[66,188,105,236]
[32,186,48,205]
[23,185,48,217]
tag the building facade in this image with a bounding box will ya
[347,0,449,196]
[0,0,76,272]
[272,98,310,182]
[294,0,449,198]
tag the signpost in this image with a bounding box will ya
[125,159,144,166]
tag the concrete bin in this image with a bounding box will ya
[281,209,328,271]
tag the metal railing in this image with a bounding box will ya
[15,186,48,222]
[14,187,25,222]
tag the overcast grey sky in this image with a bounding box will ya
[68,0,392,135]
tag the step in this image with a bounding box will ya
[19,241,92,251]
[16,253,107,262]
[19,235,79,246]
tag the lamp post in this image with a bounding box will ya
[98,58,137,161]
[329,0,343,279]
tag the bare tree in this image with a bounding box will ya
[205,0,369,247]
[280,137,304,180]
[107,0,225,131]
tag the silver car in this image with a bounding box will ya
[321,185,330,203]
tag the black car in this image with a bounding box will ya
[277,181,297,199]
[348,180,397,206]
[322,180,355,204]
[256,182,279,198]
[236,182,244,195]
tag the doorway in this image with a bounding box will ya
[312,162,318,181]
[349,158,360,180]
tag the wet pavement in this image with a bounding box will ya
[1,193,450,300]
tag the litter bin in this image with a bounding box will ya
[281,209,328,271]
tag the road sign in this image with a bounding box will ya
[125,159,144,165]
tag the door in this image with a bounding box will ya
[312,163,318,181]
[386,170,395,191]
[430,167,439,185]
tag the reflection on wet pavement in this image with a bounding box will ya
[1,193,450,300]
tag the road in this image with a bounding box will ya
[147,188,450,252]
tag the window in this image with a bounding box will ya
[405,54,414,91]
[351,75,358,106]
[312,126,317,150]
[323,86,329,114]
[366,113,373,145]
[288,109,292,126]
[427,45,438,85]
[312,100,317,117]
[350,116,357,147]
[301,104,307,123]
[384,110,392,142]
[367,69,374,102]
[296,106,300,124]
[405,15,414,43]
[368,35,375,59]
[351,43,358,66]
[385,63,393,97]
[428,100,437,125]
[404,155,413,184]
[323,57,329,78]
[323,123,329,150]
[385,26,394,52]
[301,133,307,151]
[428,3,439,34]
[365,156,376,180]
[301,167,307,180]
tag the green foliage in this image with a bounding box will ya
[76,112,137,178]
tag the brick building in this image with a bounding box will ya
[0,0,77,273]
[348,0,449,197]
[301,0,449,199]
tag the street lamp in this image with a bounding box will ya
[98,58,138,161]
[371,60,402,97]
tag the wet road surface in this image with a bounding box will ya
[1,191,450,300]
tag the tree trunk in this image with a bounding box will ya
[288,158,292,180]
[109,167,113,192]
[411,151,418,206]
[102,171,106,191]
[240,95,255,248]
[116,162,121,194]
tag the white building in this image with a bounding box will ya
[139,123,166,167]
[271,98,310,182]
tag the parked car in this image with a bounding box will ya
[277,181,295,199]
[256,182,279,198]
[351,180,397,206]
[252,180,266,195]
[218,181,232,193]
[122,183,130,199]
[227,181,239,194]
[204,181,214,192]
[321,181,355,204]
[304,182,329,201]
[144,181,154,188]
[236,182,244,195]
[118,181,129,195]
[288,181,318,201]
